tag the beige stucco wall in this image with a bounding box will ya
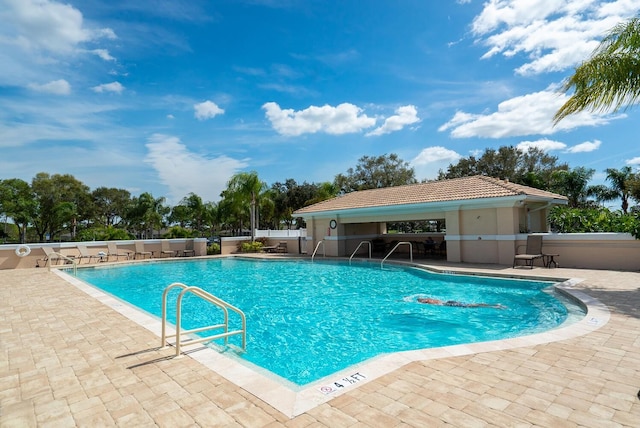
[0,238,207,270]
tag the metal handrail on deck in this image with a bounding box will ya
[161,282,246,357]
[48,252,78,276]
[381,241,413,268]
[311,240,325,262]
[349,241,372,264]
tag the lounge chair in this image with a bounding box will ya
[76,245,98,263]
[276,241,288,253]
[36,247,65,267]
[134,241,152,259]
[182,239,195,257]
[107,242,132,261]
[513,235,544,268]
[262,243,278,253]
[160,239,176,258]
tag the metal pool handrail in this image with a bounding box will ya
[311,240,325,262]
[381,241,413,268]
[161,282,246,357]
[48,252,78,276]
[349,241,372,264]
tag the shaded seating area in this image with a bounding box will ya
[513,235,544,268]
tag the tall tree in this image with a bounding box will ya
[550,167,597,208]
[0,178,36,243]
[439,146,567,188]
[92,187,132,228]
[31,173,91,241]
[334,153,416,192]
[554,16,640,123]
[221,172,266,241]
[126,192,168,239]
[605,166,635,213]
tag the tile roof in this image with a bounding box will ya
[294,175,568,215]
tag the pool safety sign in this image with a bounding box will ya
[318,372,366,395]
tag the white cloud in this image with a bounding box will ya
[0,0,116,54]
[366,105,420,136]
[262,102,376,136]
[412,146,462,165]
[92,81,124,94]
[27,79,71,95]
[194,100,225,120]
[91,49,115,61]
[144,134,248,203]
[625,157,640,166]
[516,137,602,155]
[439,89,616,138]
[517,138,567,152]
[565,139,602,153]
[411,146,462,181]
[472,0,640,75]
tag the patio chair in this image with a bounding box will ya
[106,242,132,261]
[182,239,195,257]
[160,239,176,258]
[134,241,152,259]
[76,245,98,263]
[513,235,544,268]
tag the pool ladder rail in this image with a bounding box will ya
[381,241,413,268]
[46,251,78,276]
[161,282,246,357]
[349,241,372,264]
[311,240,325,261]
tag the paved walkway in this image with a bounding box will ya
[1,263,639,427]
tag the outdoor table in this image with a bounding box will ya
[543,253,559,268]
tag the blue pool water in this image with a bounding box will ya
[76,258,582,385]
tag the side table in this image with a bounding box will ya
[543,253,559,268]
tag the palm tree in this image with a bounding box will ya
[554,17,640,123]
[605,166,635,213]
[222,172,266,241]
[550,167,596,208]
[127,192,168,238]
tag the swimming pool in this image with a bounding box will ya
[76,258,584,385]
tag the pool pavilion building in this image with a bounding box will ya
[293,175,568,265]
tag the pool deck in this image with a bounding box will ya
[2,259,639,427]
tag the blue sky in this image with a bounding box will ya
[2,0,640,205]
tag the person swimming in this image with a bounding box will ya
[416,297,506,309]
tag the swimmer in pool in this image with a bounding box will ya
[416,297,506,309]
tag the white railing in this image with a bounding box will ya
[161,282,246,357]
[349,241,372,264]
[381,241,413,268]
[255,229,307,238]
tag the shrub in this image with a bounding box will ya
[163,226,195,238]
[548,206,640,238]
[207,243,220,255]
[240,241,263,252]
[76,226,133,241]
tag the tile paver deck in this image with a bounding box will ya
[1,261,639,427]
